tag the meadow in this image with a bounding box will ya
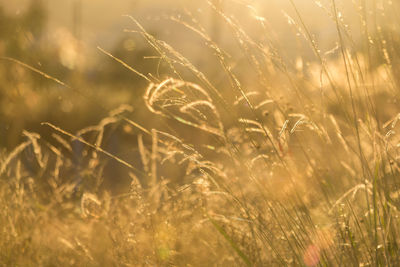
[1,0,400,266]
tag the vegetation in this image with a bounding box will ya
[1,0,400,266]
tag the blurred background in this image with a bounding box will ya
[1,0,399,190]
[0,0,357,148]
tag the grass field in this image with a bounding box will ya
[1,0,400,266]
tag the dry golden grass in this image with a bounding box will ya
[2,0,400,266]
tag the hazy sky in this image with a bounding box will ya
[1,0,333,47]
[1,0,362,64]
[2,1,176,44]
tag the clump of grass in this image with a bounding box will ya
[2,0,400,266]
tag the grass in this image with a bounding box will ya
[1,0,400,266]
